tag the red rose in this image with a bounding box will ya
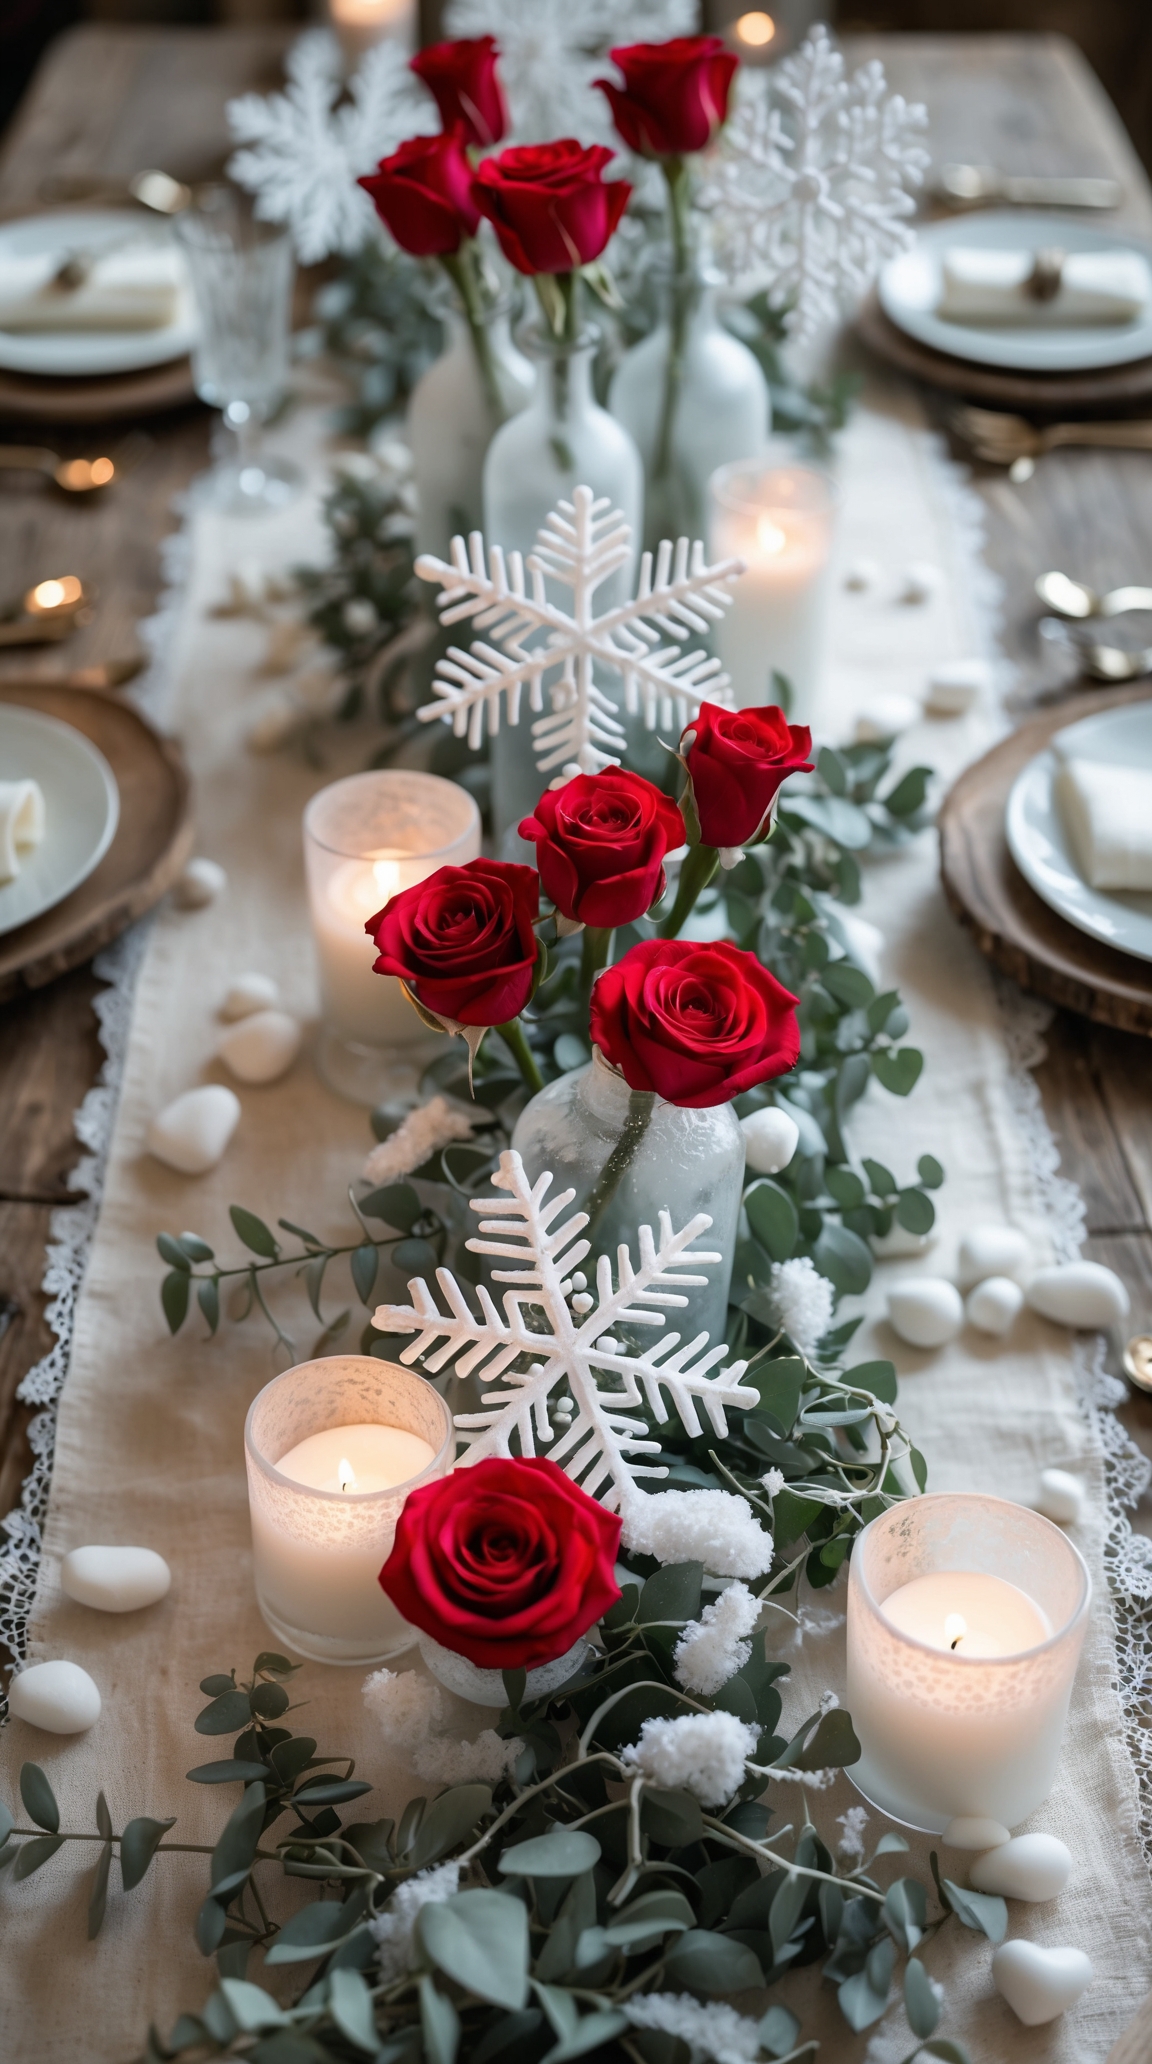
[379,1456,622,1671]
[682,702,813,849]
[358,131,480,259]
[589,938,800,1108]
[366,858,539,1026]
[472,140,631,276]
[518,770,685,929]
[596,38,739,158]
[410,36,507,149]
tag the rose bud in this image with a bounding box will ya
[681,702,813,850]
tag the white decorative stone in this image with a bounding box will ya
[220,972,280,1020]
[897,561,944,605]
[958,1224,1031,1289]
[925,657,993,715]
[971,1834,1073,1903]
[871,1223,934,1259]
[992,1941,1093,2026]
[887,1277,964,1349]
[1026,1262,1130,1329]
[147,1084,241,1175]
[173,856,227,909]
[967,1276,1024,1336]
[844,557,880,592]
[217,1009,301,1086]
[1037,1469,1084,1526]
[853,694,920,743]
[9,1659,101,1734]
[61,1545,171,1614]
[740,1107,800,1176]
[942,1815,1011,1851]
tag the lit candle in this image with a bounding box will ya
[303,770,481,1104]
[245,1356,454,1667]
[327,0,416,62]
[709,459,837,723]
[846,1493,1090,1832]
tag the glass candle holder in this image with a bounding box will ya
[846,1492,1091,1833]
[303,770,481,1105]
[327,0,416,63]
[245,1355,454,1667]
[709,459,837,723]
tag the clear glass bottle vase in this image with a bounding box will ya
[408,294,533,561]
[510,1047,743,1348]
[609,259,769,554]
[481,324,645,847]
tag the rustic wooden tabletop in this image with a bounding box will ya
[1,31,1152,2051]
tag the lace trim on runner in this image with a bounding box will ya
[0,516,190,1717]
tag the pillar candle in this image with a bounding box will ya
[709,459,837,723]
[327,0,416,62]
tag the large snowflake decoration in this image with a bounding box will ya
[701,26,929,344]
[415,485,742,780]
[445,0,696,145]
[226,31,433,263]
[375,1150,757,1513]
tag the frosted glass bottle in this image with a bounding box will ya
[481,325,645,847]
[408,298,533,561]
[510,1046,743,1348]
[609,261,769,553]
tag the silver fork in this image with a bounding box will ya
[947,402,1152,479]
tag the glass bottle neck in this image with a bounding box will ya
[522,327,597,425]
[583,1046,659,1124]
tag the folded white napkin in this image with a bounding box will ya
[0,778,46,884]
[1056,758,1152,891]
[0,240,181,333]
[938,247,1150,326]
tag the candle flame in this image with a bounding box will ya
[945,1612,967,1651]
[372,857,401,900]
[338,1457,356,1493]
[756,518,788,557]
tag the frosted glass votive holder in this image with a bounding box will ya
[709,458,837,723]
[245,1355,454,1666]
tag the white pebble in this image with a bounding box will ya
[571,1292,594,1314]
[217,1009,301,1086]
[844,558,879,591]
[61,1545,171,1614]
[173,856,227,909]
[897,561,944,604]
[958,1224,1031,1290]
[871,1223,935,1259]
[967,1276,1024,1336]
[992,1941,1093,2026]
[220,972,280,1021]
[740,1107,799,1176]
[1026,1262,1130,1329]
[942,1815,1011,1851]
[1037,1469,1084,1526]
[853,695,920,743]
[971,1834,1073,1903]
[925,657,993,715]
[887,1277,964,1349]
[9,1659,101,1735]
[147,1084,240,1175]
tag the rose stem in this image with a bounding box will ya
[657,839,719,938]
[579,923,613,1005]
[651,154,693,499]
[581,1089,655,1250]
[496,1015,545,1096]
[441,244,507,429]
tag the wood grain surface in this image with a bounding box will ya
[0,356,196,426]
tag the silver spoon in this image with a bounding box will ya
[1035,571,1152,619]
[0,445,116,494]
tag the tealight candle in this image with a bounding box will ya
[245,1356,454,1666]
[304,770,480,1104]
[846,1493,1090,1832]
[709,459,837,722]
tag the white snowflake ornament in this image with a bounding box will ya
[374,1148,757,1513]
[415,486,743,781]
[702,25,929,344]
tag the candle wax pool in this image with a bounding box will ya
[276,1423,436,1497]
[880,1571,1052,1658]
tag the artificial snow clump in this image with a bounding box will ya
[624,1995,765,2064]
[362,1667,521,1787]
[673,1582,761,1697]
[363,1095,475,1185]
[837,1803,869,1863]
[761,1467,786,1498]
[413,1730,522,1787]
[620,1711,759,1808]
[622,1487,773,1580]
[370,1861,461,1981]
[769,1256,834,1356]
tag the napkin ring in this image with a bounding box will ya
[1024,247,1065,302]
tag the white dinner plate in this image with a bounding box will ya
[1006,702,1152,962]
[0,705,120,935]
[0,210,197,377]
[879,211,1152,372]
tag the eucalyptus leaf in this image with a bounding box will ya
[745,1180,799,1262]
[14,1833,64,1879]
[329,1967,379,2054]
[265,1901,350,1964]
[196,1689,255,1736]
[229,1206,280,1258]
[759,2005,801,2058]
[121,1815,177,1891]
[210,1783,266,1896]
[0,1801,13,1848]
[872,1047,923,1097]
[186,1761,270,1786]
[904,1956,941,2040]
[917,1153,945,1189]
[20,1763,59,1833]
[665,1930,763,1994]
[413,1784,492,1868]
[350,1243,379,1306]
[197,1277,220,1334]
[219,1981,288,2033]
[392,1236,440,1274]
[896,1187,934,1235]
[541,2010,628,2064]
[359,1182,420,1232]
[812,1221,872,1296]
[417,1890,530,2011]
[500,1828,600,1879]
[638,1562,703,1626]
[157,1233,192,1271]
[940,1878,1007,1943]
[420,1975,461,2064]
[161,1268,190,1334]
[88,1841,113,1940]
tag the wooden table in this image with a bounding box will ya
[2,29,1152,2053]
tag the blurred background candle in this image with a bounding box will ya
[304,770,480,1105]
[327,0,416,63]
[245,1356,453,1666]
[846,1493,1090,1833]
[709,459,837,723]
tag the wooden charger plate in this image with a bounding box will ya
[0,681,192,1000]
[939,683,1152,1036]
[0,355,196,425]
[857,290,1152,414]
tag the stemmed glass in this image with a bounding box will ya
[175,185,301,513]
